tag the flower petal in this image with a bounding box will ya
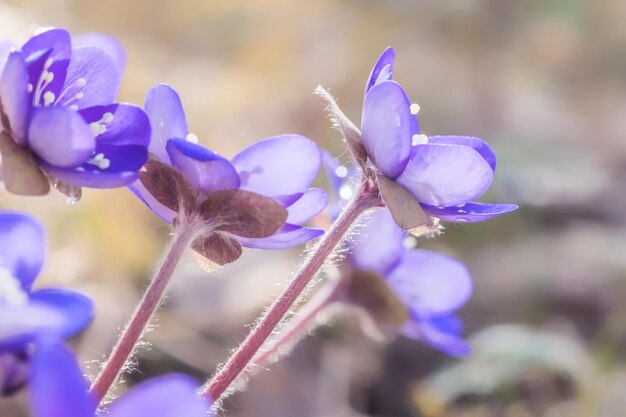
[73,33,126,75]
[0,51,30,140]
[402,314,470,356]
[0,304,64,351]
[79,103,150,147]
[128,181,177,223]
[351,208,405,275]
[0,211,45,289]
[21,28,71,63]
[365,47,395,94]
[56,46,120,109]
[31,344,94,417]
[43,166,139,188]
[28,107,95,168]
[361,81,412,179]
[286,188,328,225]
[0,40,13,70]
[29,288,94,339]
[231,134,322,205]
[108,374,209,417]
[397,143,494,207]
[166,139,240,194]
[386,249,472,316]
[144,84,188,163]
[238,224,324,250]
[423,202,518,223]
[428,135,497,171]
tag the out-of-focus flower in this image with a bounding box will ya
[30,344,210,417]
[0,211,93,395]
[323,154,471,355]
[131,84,327,265]
[318,47,517,230]
[347,208,472,356]
[0,27,150,198]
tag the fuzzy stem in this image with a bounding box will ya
[203,180,377,402]
[251,279,342,370]
[90,220,198,404]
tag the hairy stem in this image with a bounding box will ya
[90,220,198,404]
[251,279,342,370]
[203,180,377,402]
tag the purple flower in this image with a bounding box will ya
[324,154,471,355]
[0,211,93,394]
[0,27,150,198]
[131,84,327,265]
[30,344,210,417]
[318,47,517,229]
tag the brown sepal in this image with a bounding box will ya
[199,189,288,238]
[315,86,368,169]
[348,269,409,326]
[191,233,242,269]
[0,132,50,195]
[139,158,194,212]
[377,174,430,230]
[53,180,82,202]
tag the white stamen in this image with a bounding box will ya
[412,134,428,146]
[102,112,114,123]
[410,103,421,115]
[0,267,28,307]
[87,153,110,170]
[70,105,79,111]
[74,92,84,100]
[335,166,348,178]
[75,78,87,87]
[43,91,56,106]
[27,83,33,93]
[339,185,353,200]
[44,58,53,70]
[89,122,101,136]
[45,72,54,83]
[185,133,199,144]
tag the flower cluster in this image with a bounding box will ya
[0,25,518,413]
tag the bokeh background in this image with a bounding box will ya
[1,0,625,416]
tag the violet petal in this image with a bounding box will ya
[423,202,519,223]
[361,81,412,179]
[286,188,328,225]
[144,84,188,164]
[396,143,494,207]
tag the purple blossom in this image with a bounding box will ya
[318,47,517,230]
[0,211,93,394]
[0,28,150,198]
[131,84,327,265]
[30,344,210,417]
[324,154,471,355]
[362,47,517,223]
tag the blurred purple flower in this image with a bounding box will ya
[131,84,327,265]
[324,154,471,355]
[318,47,517,229]
[0,211,93,394]
[30,344,210,417]
[0,27,150,198]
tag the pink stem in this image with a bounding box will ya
[251,279,342,370]
[203,180,377,402]
[90,220,198,404]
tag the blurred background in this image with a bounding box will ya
[1,0,625,416]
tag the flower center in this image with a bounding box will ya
[0,268,28,307]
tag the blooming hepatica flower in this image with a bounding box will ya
[0,27,150,198]
[323,153,471,355]
[0,211,93,394]
[30,344,210,417]
[131,84,327,265]
[318,47,517,230]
